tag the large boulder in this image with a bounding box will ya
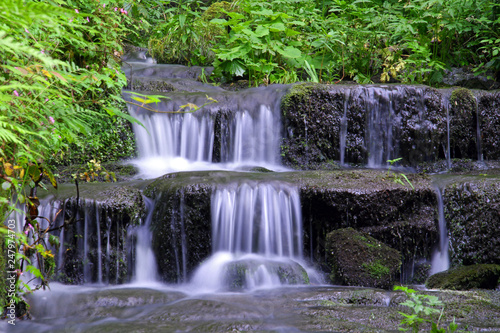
[426,264,500,290]
[326,227,401,289]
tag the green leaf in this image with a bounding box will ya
[255,26,269,37]
[49,234,60,248]
[269,22,286,32]
[225,59,246,76]
[278,46,302,59]
[178,14,186,28]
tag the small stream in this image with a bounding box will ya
[6,56,500,332]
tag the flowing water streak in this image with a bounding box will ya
[339,89,350,165]
[95,202,102,284]
[430,187,450,274]
[133,197,159,283]
[475,96,483,161]
[365,87,399,168]
[212,183,302,257]
[443,96,452,169]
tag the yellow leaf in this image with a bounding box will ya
[4,163,14,176]
[42,69,52,78]
[181,103,198,111]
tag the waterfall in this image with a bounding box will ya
[124,85,287,177]
[132,197,158,283]
[362,87,403,168]
[211,183,303,257]
[339,89,350,165]
[430,187,450,274]
[190,182,310,291]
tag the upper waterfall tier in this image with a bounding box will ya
[123,77,289,177]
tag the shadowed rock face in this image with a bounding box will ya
[38,183,148,285]
[145,177,212,283]
[280,83,500,169]
[326,227,401,289]
[479,91,500,160]
[443,177,500,266]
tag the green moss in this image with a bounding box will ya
[280,82,325,117]
[326,227,402,289]
[362,261,391,279]
[201,1,234,22]
[450,87,475,111]
[426,264,500,290]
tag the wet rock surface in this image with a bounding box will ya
[145,174,213,283]
[11,285,500,332]
[426,264,500,290]
[41,181,149,285]
[443,176,500,266]
[280,83,500,169]
[326,228,401,289]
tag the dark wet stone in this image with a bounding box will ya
[444,179,500,266]
[426,264,500,290]
[478,90,500,160]
[280,83,449,168]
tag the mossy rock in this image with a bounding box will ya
[449,87,478,159]
[426,264,500,290]
[326,227,401,289]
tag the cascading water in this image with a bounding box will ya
[430,187,450,274]
[190,182,315,291]
[132,197,158,284]
[124,77,288,177]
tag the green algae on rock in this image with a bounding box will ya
[426,264,500,290]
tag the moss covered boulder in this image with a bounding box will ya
[326,227,401,289]
[426,264,500,290]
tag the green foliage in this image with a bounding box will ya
[148,0,221,65]
[387,158,415,190]
[394,286,458,333]
[144,0,500,86]
[0,0,145,313]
